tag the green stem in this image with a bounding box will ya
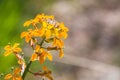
[39,36,45,46]
[22,37,46,80]
[22,61,32,79]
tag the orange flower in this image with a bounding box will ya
[34,66,53,80]
[23,20,32,27]
[21,29,39,43]
[39,48,52,64]
[30,45,52,64]
[52,38,64,48]
[4,43,22,56]
[59,49,64,58]
[21,29,33,43]
[22,13,69,62]
[42,66,53,80]
[4,68,22,80]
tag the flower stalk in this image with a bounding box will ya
[22,61,32,79]
[3,13,69,80]
[22,37,45,80]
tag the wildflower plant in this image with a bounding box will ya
[3,14,69,80]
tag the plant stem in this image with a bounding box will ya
[22,61,32,79]
[22,37,46,80]
[39,36,45,46]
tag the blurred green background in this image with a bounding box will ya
[0,0,23,74]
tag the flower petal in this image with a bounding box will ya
[23,20,32,27]
[4,51,11,56]
[25,35,31,43]
[45,30,51,38]
[13,43,20,48]
[39,56,45,64]
[21,32,27,38]
[4,45,11,51]
[13,48,22,53]
[38,28,45,36]
[4,74,12,79]
[47,53,52,61]
[30,53,37,61]
[35,45,40,52]
[59,49,64,58]
[14,68,21,75]
[42,66,48,71]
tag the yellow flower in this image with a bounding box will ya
[22,13,69,62]
[21,29,39,43]
[45,29,51,38]
[23,20,32,27]
[30,45,40,61]
[37,27,45,37]
[39,49,52,64]
[4,68,22,80]
[52,38,64,48]
[4,43,22,56]
[58,31,68,39]
[42,21,53,38]
[59,49,64,58]
[30,45,52,64]
[42,66,53,80]
[4,74,12,80]
[34,66,53,80]
[30,53,38,61]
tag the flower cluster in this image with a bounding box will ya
[4,43,25,80]
[21,13,69,63]
[3,14,69,80]
[4,68,22,80]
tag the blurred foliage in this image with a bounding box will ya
[0,0,23,74]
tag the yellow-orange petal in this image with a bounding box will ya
[59,49,64,58]
[64,27,69,32]
[63,32,68,39]
[35,45,40,52]
[4,45,11,51]
[45,30,51,38]
[33,18,39,23]
[40,48,44,53]
[4,74,12,79]
[38,28,45,36]
[13,43,20,48]
[48,24,53,29]
[13,77,16,80]
[47,53,52,61]
[21,32,27,38]
[60,40,64,47]
[42,66,48,71]
[52,38,57,46]
[45,75,53,80]
[42,21,47,28]
[14,68,21,75]
[30,53,37,61]
[43,51,47,61]
[4,51,12,56]
[57,40,64,48]
[18,59,23,64]
[13,48,22,53]
[25,35,31,43]
[39,56,45,64]
[16,76,23,80]
[59,32,68,39]
[23,20,32,27]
